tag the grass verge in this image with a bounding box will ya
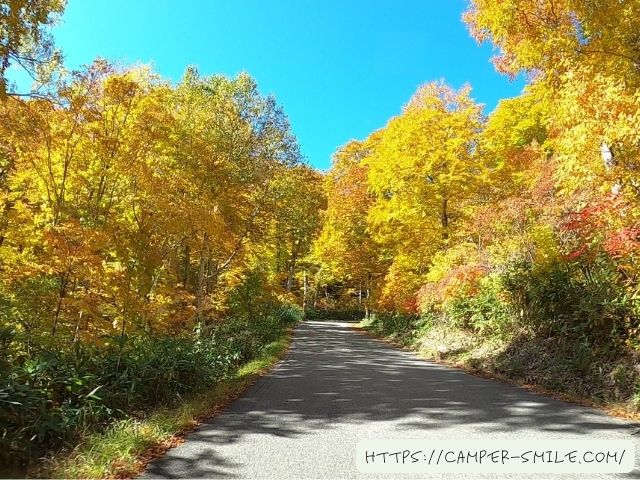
[34,331,293,479]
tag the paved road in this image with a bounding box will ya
[144,321,640,479]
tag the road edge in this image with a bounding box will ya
[350,322,640,424]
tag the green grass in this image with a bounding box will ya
[36,335,292,479]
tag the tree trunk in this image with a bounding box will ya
[601,142,621,195]
[313,283,319,308]
[441,197,449,239]
[51,270,70,337]
[303,270,308,312]
[286,247,297,292]
[195,237,209,329]
[73,310,83,344]
[183,245,191,288]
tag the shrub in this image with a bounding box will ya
[304,308,364,321]
[443,276,513,338]
[277,303,304,325]
[0,310,294,468]
[367,311,419,339]
[501,260,637,341]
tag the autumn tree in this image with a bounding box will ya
[0,0,66,98]
[0,59,315,343]
[464,0,640,197]
[364,81,484,310]
[267,165,325,295]
[312,140,381,313]
[463,0,640,336]
[168,68,303,327]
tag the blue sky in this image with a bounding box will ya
[29,0,525,170]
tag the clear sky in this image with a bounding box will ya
[41,0,525,170]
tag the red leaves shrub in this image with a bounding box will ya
[416,263,489,312]
[561,195,640,263]
[604,227,640,258]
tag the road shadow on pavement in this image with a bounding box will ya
[144,321,640,479]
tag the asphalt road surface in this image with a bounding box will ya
[143,320,640,479]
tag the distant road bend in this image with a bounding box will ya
[144,320,640,479]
